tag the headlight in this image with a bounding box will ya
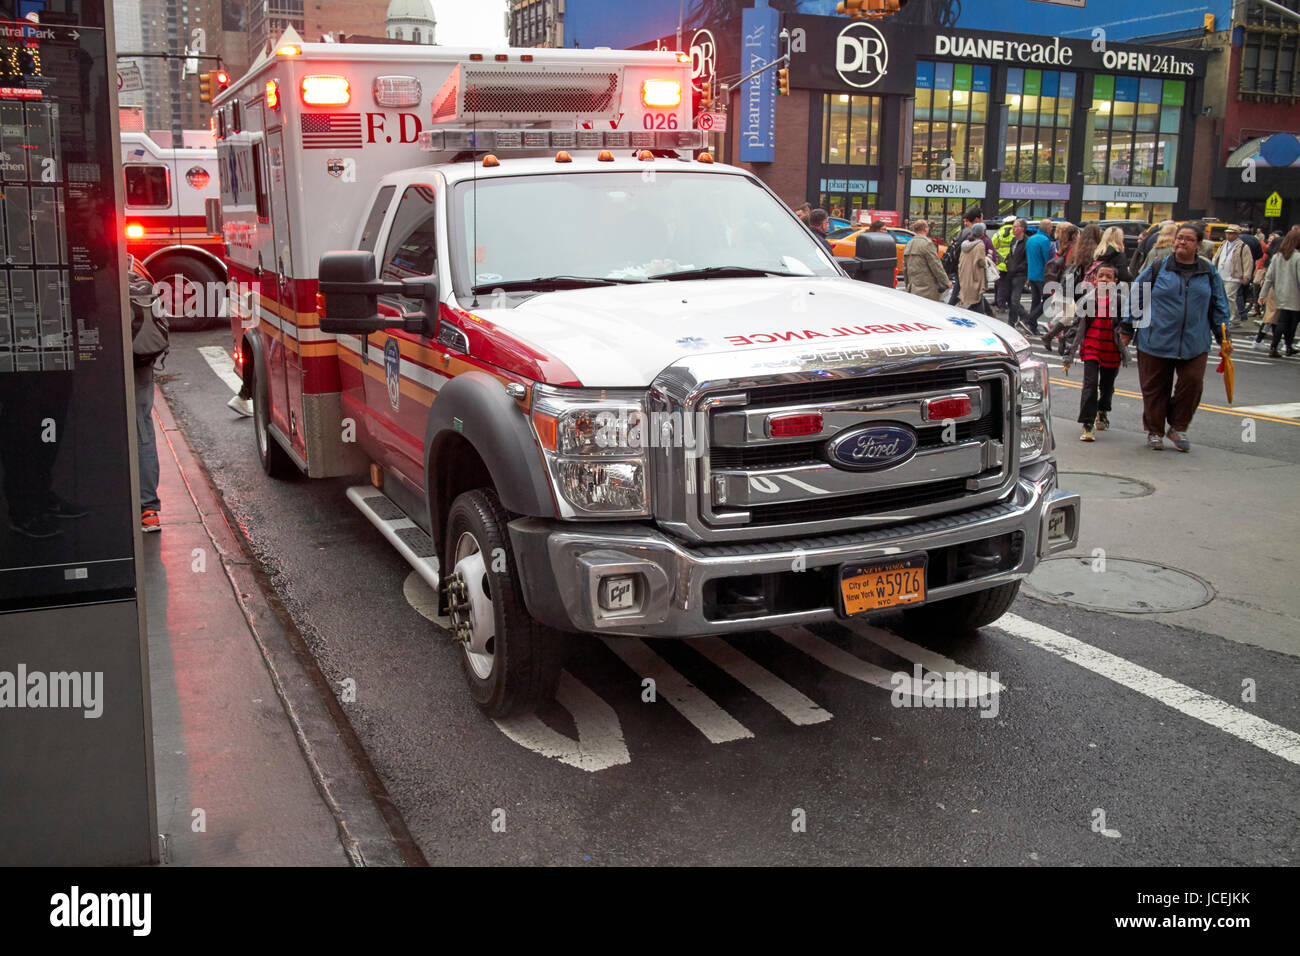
[1017,355,1053,463]
[557,460,647,512]
[531,386,651,517]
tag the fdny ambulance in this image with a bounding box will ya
[214,37,1080,717]
[121,132,227,330]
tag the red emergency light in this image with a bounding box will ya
[125,223,144,239]
[301,75,350,106]
[921,396,972,421]
[265,79,279,110]
[767,413,823,438]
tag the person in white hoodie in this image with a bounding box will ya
[1259,225,1300,358]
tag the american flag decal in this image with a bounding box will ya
[300,113,363,149]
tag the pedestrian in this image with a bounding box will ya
[1063,263,1127,441]
[808,207,834,254]
[129,256,168,531]
[795,202,812,222]
[1131,219,1173,276]
[1040,222,1087,353]
[1258,225,1300,358]
[958,222,992,314]
[1004,218,1031,331]
[1094,226,1132,283]
[1187,221,1215,260]
[1141,222,1178,273]
[992,215,1016,313]
[902,218,950,302]
[945,205,998,305]
[1213,225,1253,327]
[1023,217,1054,334]
[866,219,886,232]
[1122,222,1231,452]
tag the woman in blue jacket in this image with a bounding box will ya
[1121,223,1231,452]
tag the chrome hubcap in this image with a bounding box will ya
[447,531,494,680]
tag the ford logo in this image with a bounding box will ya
[826,424,918,471]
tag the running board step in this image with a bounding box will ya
[347,486,440,594]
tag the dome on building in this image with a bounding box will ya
[386,0,436,44]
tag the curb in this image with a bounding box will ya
[154,387,427,867]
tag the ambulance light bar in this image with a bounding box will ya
[373,76,422,109]
[417,128,707,152]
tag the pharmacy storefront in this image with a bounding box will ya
[787,16,1209,238]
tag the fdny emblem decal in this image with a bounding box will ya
[327,157,346,178]
[826,424,918,471]
[384,338,401,410]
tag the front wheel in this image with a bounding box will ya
[900,580,1021,635]
[443,488,564,718]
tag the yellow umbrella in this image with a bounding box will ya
[1216,322,1235,404]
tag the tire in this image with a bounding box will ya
[900,580,1021,635]
[250,349,297,478]
[443,488,564,718]
[151,257,224,332]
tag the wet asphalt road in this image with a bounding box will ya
[156,327,1299,865]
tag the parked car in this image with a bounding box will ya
[1094,219,1149,258]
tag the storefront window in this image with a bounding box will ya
[815,93,882,216]
[911,61,989,240]
[1002,70,1076,186]
[1086,74,1183,190]
[821,93,881,167]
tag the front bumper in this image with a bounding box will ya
[509,459,1080,638]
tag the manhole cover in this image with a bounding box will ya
[1025,557,1213,613]
[1059,472,1154,499]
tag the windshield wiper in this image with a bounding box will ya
[470,275,646,293]
[652,265,798,281]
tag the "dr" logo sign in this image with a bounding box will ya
[835,20,889,89]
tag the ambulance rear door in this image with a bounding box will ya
[264,123,305,460]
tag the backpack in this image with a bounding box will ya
[129,267,168,368]
[941,230,963,275]
[1043,252,1068,286]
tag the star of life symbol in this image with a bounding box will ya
[948,316,978,328]
[676,336,709,350]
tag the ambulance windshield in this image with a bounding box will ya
[449,170,837,297]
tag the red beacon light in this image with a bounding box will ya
[921,395,972,421]
[766,413,823,438]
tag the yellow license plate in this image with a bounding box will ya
[839,555,927,615]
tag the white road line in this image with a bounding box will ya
[493,671,630,773]
[198,345,243,393]
[996,613,1300,767]
[777,625,1002,700]
[601,637,753,743]
[690,636,831,725]
[1234,402,1300,418]
[848,622,1006,697]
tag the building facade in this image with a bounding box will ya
[384,0,436,44]
[509,0,564,48]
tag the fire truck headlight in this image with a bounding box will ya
[556,460,648,514]
[531,387,651,517]
[1016,355,1053,463]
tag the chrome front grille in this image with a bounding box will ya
[649,352,1020,544]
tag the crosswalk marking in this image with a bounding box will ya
[691,636,832,725]
[197,345,243,393]
[601,637,754,743]
[995,613,1300,767]
[493,671,631,773]
[846,622,1007,697]
[1233,402,1300,419]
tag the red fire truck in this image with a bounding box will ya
[214,37,1080,717]
[121,132,227,330]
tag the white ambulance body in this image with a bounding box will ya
[213,37,1080,719]
[120,132,227,329]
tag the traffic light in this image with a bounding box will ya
[776,67,789,96]
[699,81,712,111]
[215,69,230,92]
[836,0,899,17]
[199,71,213,103]
[836,0,865,15]
[200,69,230,103]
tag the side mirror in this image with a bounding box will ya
[317,251,437,335]
[852,232,898,288]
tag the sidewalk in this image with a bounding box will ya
[144,388,420,866]
[1027,417,1300,658]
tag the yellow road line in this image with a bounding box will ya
[1051,378,1300,427]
